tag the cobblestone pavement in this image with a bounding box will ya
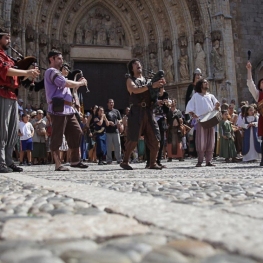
[0,158,263,263]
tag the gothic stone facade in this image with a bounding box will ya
[0,0,262,110]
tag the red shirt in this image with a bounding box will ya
[0,49,19,100]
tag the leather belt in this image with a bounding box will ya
[0,86,16,92]
[50,100,73,106]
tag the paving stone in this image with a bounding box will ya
[141,246,189,263]
[0,248,52,263]
[1,214,149,241]
[200,254,257,263]
[167,240,216,258]
[44,239,98,256]
[19,256,65,263]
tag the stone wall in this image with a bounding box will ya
[230,0,263,103]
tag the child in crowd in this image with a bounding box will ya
[219,110,238,162]
[241,105,261,162]
[18,114,34,165]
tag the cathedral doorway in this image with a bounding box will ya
[74,61,129,113]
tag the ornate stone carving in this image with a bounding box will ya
[133,44,143,58]
[75,26,83,44]
[178,48,189,81]
[185,0,201,29]
[194,30,204,45]
[211,30,222,42]
[12,20,21,36]
[163,50,174,83]
[62,43,70,54]
[194,43,207,78]
[211,39,224,80]
[26,25,35,42]
[163,36,172,51]
[178,35,188,48]
[13,0,21,15]
[148,38,158,54]
[75,6,126,46]
[51,39,61,50]
[26,42,35,56]
[149,53,158,73]
[39,31,48,46]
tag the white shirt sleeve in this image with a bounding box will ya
[247,79,259,101]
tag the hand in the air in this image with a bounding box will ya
[246,62,252,71]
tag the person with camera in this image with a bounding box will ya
[145,87,170,168]
[44,49,88,171]
[166,99,185,162]
[120,59,166,170]
[94,106,110,165]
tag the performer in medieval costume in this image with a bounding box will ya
[219,110,238,162]
[240,105,261,162]
[246,62,263,166]
[186,79,220,167]
[185,68,203,122]
[166,99,185,162]
[0,28,40,173]
[120,59,166,170]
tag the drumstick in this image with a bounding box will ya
[248,50,251,61]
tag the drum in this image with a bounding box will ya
[257,99,263,116]
[200,110,222,129]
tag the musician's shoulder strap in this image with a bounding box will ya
[48,68,61,85]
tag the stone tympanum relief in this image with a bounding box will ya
[74,6,126,46]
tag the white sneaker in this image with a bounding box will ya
[64,162,70,166]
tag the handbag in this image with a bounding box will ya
[52,97,64,112]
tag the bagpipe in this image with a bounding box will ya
[21,69,89,92]
[125,69,165,102]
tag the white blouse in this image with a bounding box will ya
[240,116,258,129]
[185,92,219,120]
[247,79,259,101]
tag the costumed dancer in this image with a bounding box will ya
[120,59,166,170]
[0,28,40,173]
[185,79,220,167]
[246,61,263,165]
[219,110,238,162]
[241,105,261,162]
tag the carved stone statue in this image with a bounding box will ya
[178,48,189,81]
[26,42,35,56]
[97,27,107,45]
[84,26,93,45]
[39,32,48,46]
[163,37,172,51]
[194,43,207,78]
[163,50,174,83]
[108,27,117,46]
[211,39,224,80]
[149,53,158,73]
[148,39,157,54]
[26,25,35,42]
[116,22,125,46]
[76,26,83,44]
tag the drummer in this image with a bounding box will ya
[185,79,220,167]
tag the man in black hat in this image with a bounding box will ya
[0,28,40,173]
